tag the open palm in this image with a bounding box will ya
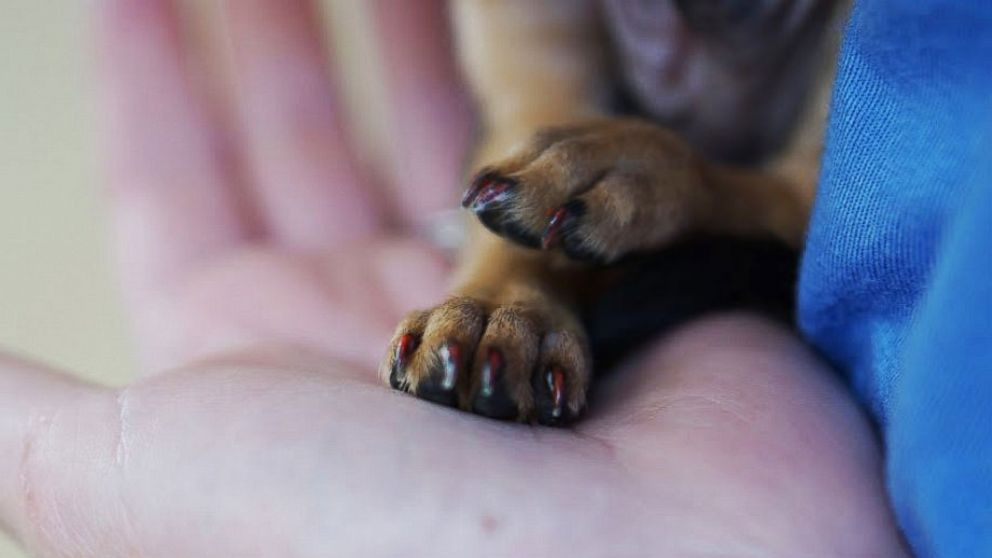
[0,1,906,556]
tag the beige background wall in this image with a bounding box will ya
[0,3,136,382]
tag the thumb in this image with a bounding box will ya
[0,352,119,555]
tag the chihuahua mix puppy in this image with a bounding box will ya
[381,0,844,425]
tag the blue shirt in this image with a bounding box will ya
[798,1,992,555]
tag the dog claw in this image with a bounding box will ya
[534,365,570,425]
[472,347,518,420]
[414,342,462,407]
[547,367,566,419]
[439,342,461,391]
[390,333,418,388]
[541,207,569,250]
[462,171,501,207]
[480,347,503,397]
[541,201,585,251]
[398,334,417,364]
[464,175,514,213]
[461,179,485,207]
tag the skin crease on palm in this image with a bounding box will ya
[0,0,907,556]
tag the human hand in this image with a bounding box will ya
[0,0,907,556]
[99,0,469,374]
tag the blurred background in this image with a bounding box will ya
[0,1,431,555]
[0,0,133,391]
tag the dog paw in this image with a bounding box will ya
[381,296,589,425]
[462,118,708,263]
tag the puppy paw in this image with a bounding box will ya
[381,295,589,425]
[462,118,708,263]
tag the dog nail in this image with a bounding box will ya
[546,366,566,419]
[414,342,461,407]
[541,206,570,250]
[461,176,488,207]
[439,342,461,391]
[468,179,513,212]
[480,347,503,397]
[389,368,403,389]
[390,334,418,389]
[533,365,570,425]
[472,347,518,420]
[396,334,416,367]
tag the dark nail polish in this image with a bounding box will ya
[472,347,518,420]
[439,342,461,391]
[541,206,569,250]
[469,180,513,212]
[546,366,566,419]
[462,177,488,207]
[390,333,418,389]
[480,347,503,397]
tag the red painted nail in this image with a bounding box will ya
[396,334,417,369]
[480,347,504,398]
[461,177,490,207]
[541,206,569,250]
[546,367,566,418]
[469,181,512,211]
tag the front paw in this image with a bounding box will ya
[381,296,589,425]
[462,119,707,263]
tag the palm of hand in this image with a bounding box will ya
[71,315,892,557]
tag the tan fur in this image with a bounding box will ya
[382,0,845,424]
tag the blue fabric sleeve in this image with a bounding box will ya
[797,1,992,555]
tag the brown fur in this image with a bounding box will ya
[381,0,845,424]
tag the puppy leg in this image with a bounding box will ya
[458,0,849,263]
[464,117,814,264]
[382,0,610,424]
[464,2,847,262]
